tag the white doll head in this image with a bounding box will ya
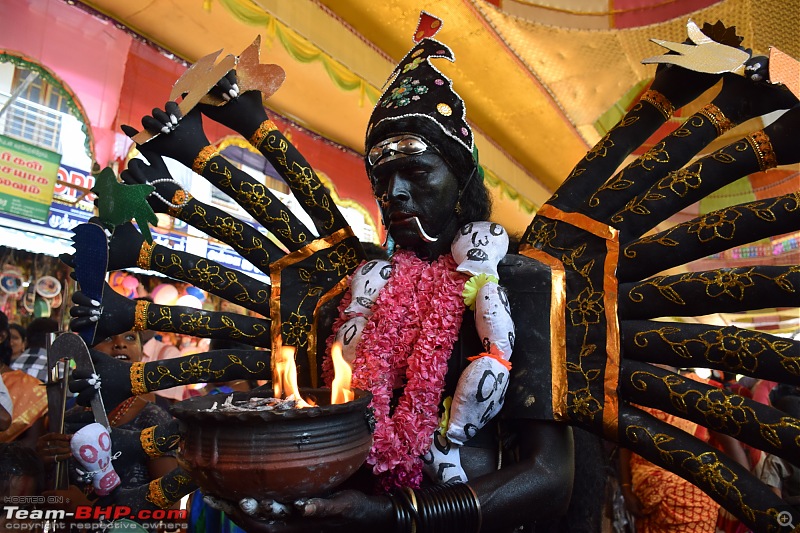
[451,222,508,277]
[70,422,120,496]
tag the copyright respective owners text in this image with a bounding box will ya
[2,497,188,531]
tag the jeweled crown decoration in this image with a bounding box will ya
[366,12,473,154]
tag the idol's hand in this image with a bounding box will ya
[121,103,210,168]
[205,495,311,533]
[204,69,240,103]
[69,349,133,409]
[199,87,269,140]
[119,150,181,214]
[221,490,391,533]
[68,288,135,352]
[106,222,146,272]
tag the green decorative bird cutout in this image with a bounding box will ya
[91,167,158,243]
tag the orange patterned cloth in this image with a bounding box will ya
[630,404,720,533]
[0,370,47,442]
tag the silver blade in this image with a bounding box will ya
[50,332,111,431]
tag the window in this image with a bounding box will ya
[1,67,65,151]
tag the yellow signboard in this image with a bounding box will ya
[0,134,62,222]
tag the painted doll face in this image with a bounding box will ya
[70,422,120,496]
[451,222,509,277]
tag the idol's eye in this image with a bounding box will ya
[367,145,385,166]
[396,137,427,155]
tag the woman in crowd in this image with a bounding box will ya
[8,324,26,362]
[0,312,46,447]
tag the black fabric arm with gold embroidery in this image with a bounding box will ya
[612,106,800,244]
[618,193,800,282]
[138,421,181,458]
[134,298,271,347]
[123,107,311,252]
[621,361,800,465]
[166,194,278,274]
[71,348,269,407]
[619,402,793,532]
[129,350,269,395]
[620,266,800,318]
[70,284,271,349]
[548,64,720,211]
[108,223,270,317]
[622,321,800,385]
[586,74,797,219]
[198,89,351,237]
[513,22,800,532]
[120,155,281,274]
[190,150,311,251]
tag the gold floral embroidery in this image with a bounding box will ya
[687,210,741,242]
[629,141,670,172]
[144,353,268,389]
[623,193,800,258]
[628,266,800,306]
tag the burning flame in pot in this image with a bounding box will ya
[330,342,353,404]
[273,346,315,408]
[272,343,353,406]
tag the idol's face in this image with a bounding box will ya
[370,151,460,259]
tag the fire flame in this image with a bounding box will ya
[273,346,315,408]
[330,342,354,405]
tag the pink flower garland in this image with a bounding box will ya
[342,250,467,491]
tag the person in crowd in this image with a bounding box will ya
[8,323,27,362]
[0,442,44,495]
[0,373,11,432]
[0,311,46,447]
[11,317,58,383]
[0,443,44,527]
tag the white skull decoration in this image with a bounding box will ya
[344,259,393,316]
[337,259,392,363]
[70,422,120,496]
[451,222,509,278]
